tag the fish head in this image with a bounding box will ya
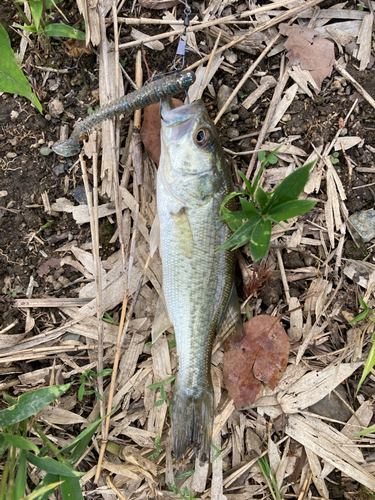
[159,99,227,205]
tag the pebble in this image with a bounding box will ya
[10,110,19,121]
[331,80,342,90]
[6,152,17,159]
[53,163,66,176]
[227,127,239,139]
[281,113,291,122]
[71,184,91,204]
[217,85,238,114]
[349,209,375,242]
[340,127,347,136]
[48,98,64,118]
[225,50,238,64]
[40,147,52,156]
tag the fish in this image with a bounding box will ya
[151,97,242,462]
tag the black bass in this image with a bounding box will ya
[151,98,241,462]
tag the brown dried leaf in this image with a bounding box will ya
[37,258,61,277]
[64,39,93,58]
[223,315,290,409]
[140,98,183,163]
[139,0,180,9]
[279,23,335,91]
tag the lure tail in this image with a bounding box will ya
[172,377,214,463]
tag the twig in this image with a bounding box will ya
[244,58,289,185]
[214,31,280,124]
[118,0,324,54]
[196,30,222,100]
[276,248,291,304]
[79,154,104,426]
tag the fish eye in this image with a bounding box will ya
[194,128,212,148]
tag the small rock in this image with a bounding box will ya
[45,113,52,121]
[281,113,291,122]
[217,85,238,114]
[10,110,19,120]
[225,50,238,64]
[6,152,17,159]
[71,184,91,204]
[308,384,352,422]
[8,137,18,146]
[40,147,52,156]
[349,209,375,242]
[331,80,342,90]
[48,99,64,118]
[227,127,239,139]
[340,127,347,136]
[53,164,66,176]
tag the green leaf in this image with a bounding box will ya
[240,198,259,220]
[24,479,62,500]
[165,375,176,384]
[154,399,165,407]
[175,470,195,480]
[44,23,86,40]
[250,218,272,262]
[45,0,64,8]
[220,190,249,213]
[78,383,85,401]
[26,453,85,477]
[268,200,316,222]
[219,207,245,232]
[3,433,40,454]
[97,369,113,377]
[357,337,375,393]
[60,475,84,500]
[0,24,42,113]
[148,381,164,389]
[237,170,254,197]
[257,151,266,162]
[349,310,370,324]
[13,24,38,34]
[62,418,102,465]
[216,216,260,252]
[358,294,369,310]
[0,383,72,428]
[15,450,27,500]
[29,0,43,32]
[160,385,167,401]
[264,161,316,213]
[353,423,375,437]
[255,186,269,211]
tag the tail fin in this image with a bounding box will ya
[172,379,214,463]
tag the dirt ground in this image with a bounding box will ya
[1,0,375,498]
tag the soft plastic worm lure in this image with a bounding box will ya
[52,70,196,157]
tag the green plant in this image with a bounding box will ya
[148,375,176,407]
[349,295,375,393]
[211,442,222,462]
[0,23,42,113]
[12,0,85,41]
[330,151,340,164]
[147,435,162,461]
[169,473,197,500]
[0,383,104,500]
[78,368,113,401]
[218,148,317,261]
[102,312,119,325]
[258,456,282,500]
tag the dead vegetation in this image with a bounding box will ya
[2,0,375,498]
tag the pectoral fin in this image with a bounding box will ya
[150,214,160,258]
[171,209,194,259]
[213,284,244,352]
[152,294,173,343]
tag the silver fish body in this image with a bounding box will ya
[155,98,240,461]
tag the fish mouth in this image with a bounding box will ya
[161,99,206,126]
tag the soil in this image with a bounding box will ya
[1,0,375,497]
